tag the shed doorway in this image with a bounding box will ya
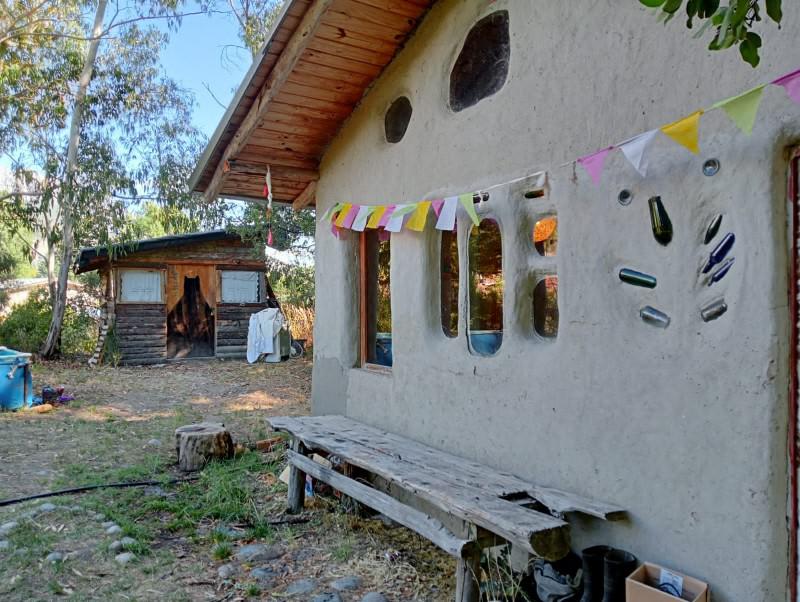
[167,276,215,359]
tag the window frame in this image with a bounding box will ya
[116,268,166,305]
[217,268,265,305]
[466,215,504,357]
[359,231,392,370]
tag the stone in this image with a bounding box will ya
[106,525,122,536]
[0,522,18,536]
[114,552,135,565]
[214,524,245,540]
[235,543,282,563]
[102,521,116,529]
[312,594,342,602]
[119,537,136,549]
[331,576,362,591]
[143,486,167,498]
[0,540,9,551]
[217,563,238,580]
[285,578,317,596]
[146,438,162,447]
[65,548,93,561]
[37,503,57,514]
[45,551,64,563]
[109,540,124,553]
[250,567,275,585]
[361,594,388,602]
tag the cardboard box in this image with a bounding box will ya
[626,563,709,602]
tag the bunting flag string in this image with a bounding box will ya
[320,66,799,237]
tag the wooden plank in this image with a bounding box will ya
[330,0,418,30]
[287,440,307,514]
[315,23,402,55]
[455,550,481,602]
[202,0,335,203]
[301,48,385,77]
[293,180,317,210]
[307,37,392,66]
[292,59,376,88]
[322,10,411,41]
[350,0,430,20]
[289,450,475,558]
[215,345,247,354]
[269,417,569,559]
[226,160,319,182]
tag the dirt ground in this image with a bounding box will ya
[0,359,455,601]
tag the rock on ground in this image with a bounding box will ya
[361,594,388,602]
[36,503,57,514]
[285,578,317,596]
[114,552,135,565]
[312,594,343,602]
[250,567,275,585]
[234,543,282,563]
[101,521,116,529]
[0,540,9,551]
[331,576,362,591]
[45,552,64,563]
[0,522,18,536]
[217,563,237,579]
[105,525,122,535]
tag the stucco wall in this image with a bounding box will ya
[311,1,800,599]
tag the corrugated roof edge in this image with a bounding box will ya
[188,0,300,194]
[74,230,244,274]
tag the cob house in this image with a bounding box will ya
[75,231,277,365]
[190,1,800,599]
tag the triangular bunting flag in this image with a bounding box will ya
[773,68,800,104]
[366,206,388,229]
[458,193,480,226]
[351,206,375,232]
[431,199,445,218]
[577,147,613,185]
[618,130,658,177]
[340,204,360,229]
[334,203,353,227]
[320,203,341,223]
[385,204,416,232]
[406,201,431,231]
[660,110,703,154]
[436,197,459,231]
[712,85,765,135]
[377,205,396,228]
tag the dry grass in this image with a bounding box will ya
[283,304,314,344]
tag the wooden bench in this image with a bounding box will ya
[268,415,625,601]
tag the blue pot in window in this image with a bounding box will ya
[374,333,393,367]
[469,330,503,356]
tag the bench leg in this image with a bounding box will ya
[287,439,306,514]
[455,548,481,602]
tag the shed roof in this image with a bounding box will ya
[189,0,435,208]
[74,231,244,274]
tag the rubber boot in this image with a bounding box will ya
[579,545,612,602]
[601,549,637,602]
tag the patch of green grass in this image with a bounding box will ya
[6,521,58,563]
[212,541,232,560]
[332,535,354,562]
[244,583,261,597]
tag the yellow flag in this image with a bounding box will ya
[334,203,353,227]
[366,206,387,229]
[660,110,703,154]
[406,201,431,231]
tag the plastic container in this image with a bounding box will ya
[375,334,393,367]
[469,330,503,356]
[0,347,33,411]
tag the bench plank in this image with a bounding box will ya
[269,416,570,560]
[288,450,475,558]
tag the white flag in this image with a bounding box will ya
[435,197,459,231]
[351,206,374,232]
[385,204,413,232]
[619,129,658,177]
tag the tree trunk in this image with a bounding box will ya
[40,0,107,358]
[175,423,234,472]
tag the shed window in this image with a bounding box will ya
[119,269,163,303]
[441,230,459,338]
[220,270,261,303]
[449,11,510,112]
[534,276,559,338]
[468,219,502,355]
[385,96,413,143]
[360,231,392,367]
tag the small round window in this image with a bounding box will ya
[385,96,413,143]
[449,11,510,112]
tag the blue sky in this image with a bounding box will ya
[159,10,252,139]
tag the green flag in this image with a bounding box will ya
[458,193,480,226]
[712,85,765,135]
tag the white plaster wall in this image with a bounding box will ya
[311,1,800,599]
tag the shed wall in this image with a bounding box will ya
[311,1,800,600]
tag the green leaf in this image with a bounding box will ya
[766,0,783,23]
[739,35,761,67]
[663,0,683,13]
[640,0,667,6]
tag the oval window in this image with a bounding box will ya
[468,219,503,355]
[449,11,510,112]
[533,216,558,257]
[385,96,413,143]
[533,276,559,338]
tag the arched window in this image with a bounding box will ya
[440,230,459,337]
[449,11,510,112]
[468,219,503,355]
[385,96,413,143]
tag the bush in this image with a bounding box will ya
[0,288,98,356]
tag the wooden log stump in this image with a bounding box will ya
[175,423,234,472]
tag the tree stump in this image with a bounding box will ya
[175,423,234,472]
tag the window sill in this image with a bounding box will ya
[357,363,393,376]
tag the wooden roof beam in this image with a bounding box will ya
[227,159,319,182]
[202,0,334,204]
[292,179,317,211]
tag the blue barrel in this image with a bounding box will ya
[0,347,33,410]
[469,330,503,356]
[374,333,393,367]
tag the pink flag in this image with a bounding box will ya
[377,204,396,228]
[577,147,614,186]
[431,199,445,217]
[331,222,341,239]
[773,68,800,104]
[341,204,360,229]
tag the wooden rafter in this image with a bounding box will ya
[292,180,317,211]
[202,0,334,204]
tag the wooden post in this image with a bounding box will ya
[455,548,481,602]
[287,438,307,514]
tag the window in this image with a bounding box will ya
[220,270,261,303]
[449,11,510,112]
[385,96,413,143]
[441,230,459,337]
[468,219,503,355]
[118,269,163,303]
[533,276,559,338]
[533,216,558,257]
[360,231,392,367]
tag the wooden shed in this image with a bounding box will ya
[75,231,277,365]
